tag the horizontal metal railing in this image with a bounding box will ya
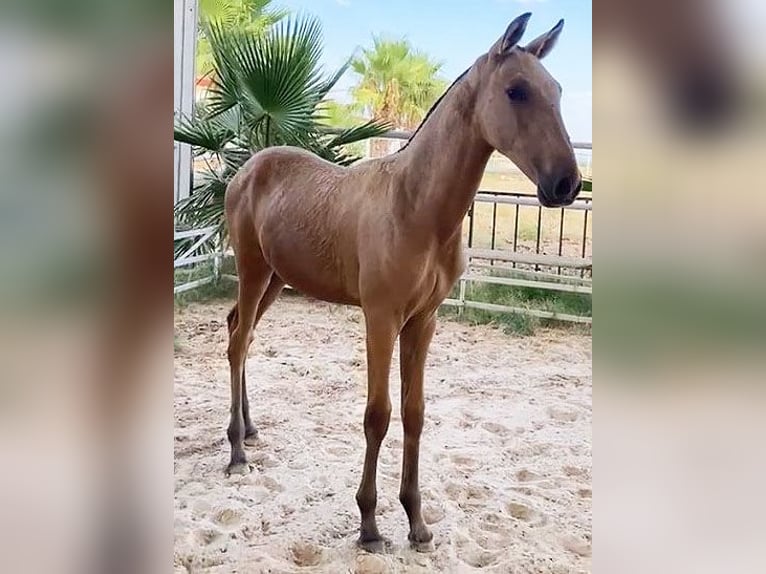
[174,226,223,294]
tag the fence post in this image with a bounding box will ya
[467,204,475,248]
[174,0,198,205]
[458,278,467,317]
[213,228,222,283]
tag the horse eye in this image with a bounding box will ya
[506,87,527,102]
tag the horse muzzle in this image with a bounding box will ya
[537,173,582,208]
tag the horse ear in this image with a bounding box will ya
[495,13,532,56]
[524,19,564,59]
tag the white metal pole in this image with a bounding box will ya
[174,0,198,208]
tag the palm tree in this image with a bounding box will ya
[174,16,389,241]
[196,0,288,81]
[319,100,364,128]
[351,38,447,156]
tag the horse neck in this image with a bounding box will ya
[393,76,493,243]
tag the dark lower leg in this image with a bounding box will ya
[226,365,247,472]
[225,273,269,473]
[226,333,251,472]
[356,398,392,546]
[227,305,257,443]
[231,277,284,444]
[399,313,436,546]
[400,431,430,545]
[242,370,258,440]
[355,310,398,550]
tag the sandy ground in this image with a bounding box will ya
[174,296,591,573]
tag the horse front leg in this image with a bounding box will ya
[399,311,436,550]
[356,308,399,552]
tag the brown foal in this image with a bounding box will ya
[223,12,582,551]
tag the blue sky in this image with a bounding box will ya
[276,0,592,142]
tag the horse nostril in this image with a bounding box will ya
[553,176,573,199]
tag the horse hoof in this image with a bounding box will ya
[225,462,251,476]
[356,536,391,554]
[410,539,435,553]
[408,526,434,553]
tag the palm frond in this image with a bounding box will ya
[323,119,391,148]
[199,0,238,25]
[205,21,245,117]
[223,16,325,142]
[178,14,385,240]
[174,112,235,152]
[174,175,229,232]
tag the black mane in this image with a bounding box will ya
[396,66,471,153]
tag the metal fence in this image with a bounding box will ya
[447,191,592,323]
[174,226,223,294]
[450,198,592,321]
[466,191,592,275]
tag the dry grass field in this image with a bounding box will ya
[469,168,592,261]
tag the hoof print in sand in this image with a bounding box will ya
[460,546,499,569]
[211,506,242,528]
[516,468,542,482]
[506,501,548,527]
[192,527,222,547]
[481,421,510,436]
[422,504,446,525]
[354,553,390,574]
[547,405,580,422]
[289,541,323,567]
[561,534,591,557]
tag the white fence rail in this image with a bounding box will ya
[474,192,592,211]
[442,298,592,324]
[174,226,224,294]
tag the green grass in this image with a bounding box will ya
[174,259,237,307]
[442,270,592,336]
[441,305,538,336]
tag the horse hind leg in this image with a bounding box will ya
[227,275,285,447]
[226,305,257,444]
[225,255,272,475]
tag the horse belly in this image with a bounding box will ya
[256,182,361,305]
[264,245,360,306]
